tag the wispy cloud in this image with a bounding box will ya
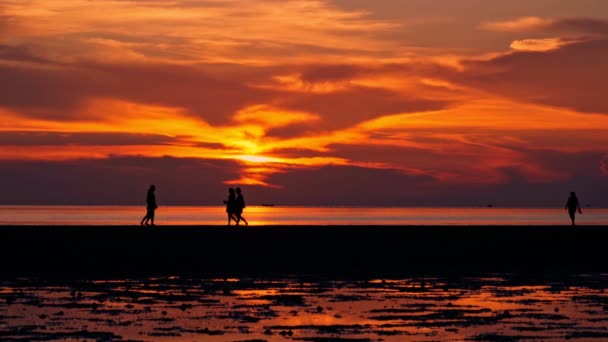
[480,16,553,32]
[480,16,608,35]
[2,0,400,64]
[509,37,581,52]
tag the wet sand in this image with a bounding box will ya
[1,225,606,277]
[2,275,608,341]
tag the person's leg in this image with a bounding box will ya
[240,215,248,226]
[150,210,155,226]
[569,210,576,226]
[144,210,151,225]
[140,214,147,226]
[227,212,232,225]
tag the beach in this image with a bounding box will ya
[2,225,608,341]
[1,225,607,277]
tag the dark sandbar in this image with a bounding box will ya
[1,225,606,277]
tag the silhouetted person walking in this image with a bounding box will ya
[235,187,248,226]
[140,185,157,226]
[565,192,582,226]
[223,188,237,226]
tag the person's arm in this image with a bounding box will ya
[577,200,582,213]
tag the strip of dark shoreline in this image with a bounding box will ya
[1,225,606,278]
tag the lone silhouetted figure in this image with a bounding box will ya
[565,192,582,226]
[223,188,237,226]
[140,185,157,226]
[235,187,248,226]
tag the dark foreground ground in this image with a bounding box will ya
[1,225,606,278]
[3,226,608,341]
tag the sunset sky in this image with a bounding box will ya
[1,0,608,206]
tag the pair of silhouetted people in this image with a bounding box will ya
[224,187,247,226]
[565,192,582,226]
[140,185,157,226]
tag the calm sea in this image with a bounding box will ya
[0,206,606,225]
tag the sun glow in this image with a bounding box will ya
[234,155,282,164]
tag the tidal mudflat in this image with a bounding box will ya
[2,274,608,341]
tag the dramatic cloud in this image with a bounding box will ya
[0,131,176,146]
[1,0,399,64]
[1,1,607,205]
[1,156,604,206]
[456,39,608,114]
[0,157,242,205]
[0,62,273,123]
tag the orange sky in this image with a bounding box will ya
[1,0,607,205]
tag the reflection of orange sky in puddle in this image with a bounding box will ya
[232,289,281,297]
[454,285,552,311]
[452,283,608,334]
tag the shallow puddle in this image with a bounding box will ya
[1,274,608,341]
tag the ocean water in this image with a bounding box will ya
[0,206,606,225]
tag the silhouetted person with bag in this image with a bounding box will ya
[223,188,237,226]
[235,187,248,226]
[565,192,582,226]
[140,185,157,226]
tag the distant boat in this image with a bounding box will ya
[487,204,493,208]
[261,203,275,207]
